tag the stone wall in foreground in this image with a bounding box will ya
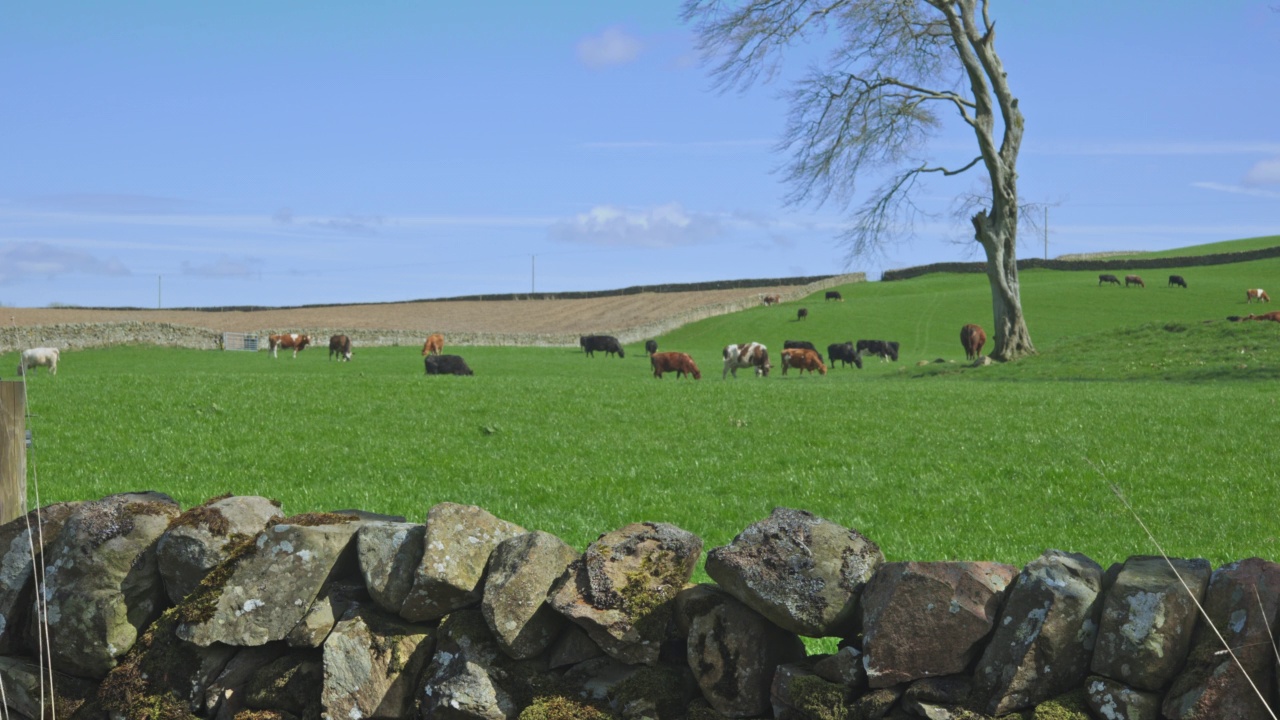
[0,493,1270,720]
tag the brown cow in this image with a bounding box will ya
[422,333,445,356]
[1125,275,1145,288]
[268,333,311,359]
[762,294,781,306]
[780,348,826,376]
[328,334,352,361]
[1247,289,1271,304]
[960,324,986,361]
[1245,311,1280,322]
[651,351,701,380]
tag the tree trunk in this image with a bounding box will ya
[975,215,1035,361]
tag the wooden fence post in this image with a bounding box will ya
[0,381,27,525]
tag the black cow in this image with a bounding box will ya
[579,335,625,358]
[827,342,863,369]
[1098,274,1121,287]
[645,339,658,355]
[783,340,816,352]
[825,291,843,302]
[797,308,808,321]
[1168,275,1188,288]
[856,339,900,362]
[425,354,473,376]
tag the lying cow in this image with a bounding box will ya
[268,333,311,359]
[651,351,700,380]
[857,339,899,362]
[18,347,59,376]
[1247,289,1271,304]
[1244,312,1280,323]
[1098,274,1121,287]
[329,334,352,361]
[425,354,473,376]
[781,348,826,376]
[722,342,771,379]
[580,335,625,358]
[960,324,987,361]
[422,333,445,356]
[825,290,843,302]
[645,339,658,356]
[1168,275,1187,288]
[783,340,816,352]
[1125,275,1145,288]
[826,342,863,369]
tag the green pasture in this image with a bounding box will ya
[6,238,1280,588]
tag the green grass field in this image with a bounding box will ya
[6,238,1280,584]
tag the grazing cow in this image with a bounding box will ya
[762,294,781,306]
[856,339,900,362]
[651,351,700,380]
[1247,289,1271,304]
[18,347,59,376]
[645,339,658,356]
[960,324,987,361]
[1125,275,1145,288]
[425,354,473,376]
[328,334,352,362]
[825,290,843,302]
[797,308,808,321]
[783,340,816,352]
[780,348,827,376]
[268,333,311,359]
[826,342,863,370]
[580,335,625,358]
[421,333,445,356]
[722,342,771,379]
[1098,274,1121,287]
[1168,275,1187,288]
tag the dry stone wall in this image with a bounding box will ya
[0,494,1271,720]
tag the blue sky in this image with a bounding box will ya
[2,1,1277,308]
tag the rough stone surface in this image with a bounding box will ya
[357,520,425,615]
[972,548,1105,714]
[419,609,517,720]
[901,675,974,719]
[705,507,883,637]
[482,530,579,660]
[860,560,1017,688]
[0,501,80,654]
[203,643,291,720]
[38,492,180,678]
[244,651,323,718]
[549,521,702,666]
[1085,675,1161,720]
[771,660,851,720]
[546,623,604,669]
[848,685,904,719]
[0,655,97,719]
[399,503,526,623]
[1161,557,1280,719]
[687,593,806,717]
[813,645,866,691]
[176,517,363,647]
[156,495,283,604]
[1089,555,1212,691]
[286,580,367,648]
[321,604,436,720]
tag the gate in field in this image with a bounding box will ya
[222,332,260,351]
[0,381,26,524]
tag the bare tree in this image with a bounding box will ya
[684,0,1035,360]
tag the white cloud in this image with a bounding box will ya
[576,26,643,69]
[550,203,721,248]
[1244,157,1280,186]
[0,241,130,284]
[1192,181,1280,199]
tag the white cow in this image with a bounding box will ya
[722,342,772,379]
[19,347,60,376]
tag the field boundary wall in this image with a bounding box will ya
[882,244,1280,281]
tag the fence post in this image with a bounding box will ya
[0,381,26,525]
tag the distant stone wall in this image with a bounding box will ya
[882,244,1280,281]
[0,494,1265,719]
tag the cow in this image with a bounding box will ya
[1098,274,1121,287]
[651,351,700,380]
[1168,275,1188,288]
[762,294,781,306]
[826,342,863,369]
[268,333,311,359]
[857,340,900,362]
[645,339,658,356]
[1247,289,1271,304]
[1245,311,1280,323]
[825,291,843,302]
[722,342,771,379]
[797,308,808,321]
[328,334,352,362]
[18,347,59,376]
[421,333,445,356]
[783,340,816,352]
[960,324,987,361]
[425,354,473,376]
[780,348,826,376]
[580,335,625,358]
[1125,275,1145,288]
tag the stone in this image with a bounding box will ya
[771,660,851,720]
[901,675,973,719]
[550,521,702,666]
[972,549,1105,714]
[547,623,604,669]
[0,655,97,719]
[860,561,1017,688]
[419,609,517,719]
[687,593,806,717]
[244,651,323,718]
[155,494,283,604]
[482,530,579,659]
[1089,555,1211,691]
[1085,675,1161,720]
[321,604,436,720]
[286,580,367,648]
[203,644,291,720]
[813,645,866,691]
[705,507,883,637]
[848,685,904,719]
[0,501,80,654]
[399,502,526,623]
[357,521,425,615]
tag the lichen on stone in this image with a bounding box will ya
[787,675,849,720]
[279,512,360,527]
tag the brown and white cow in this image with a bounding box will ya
[651,351,701,380]
[268,333,311,359]
[780,348,826,376]
[960,323,987,361]
[328,334,352,361]
[422,333,445,356]
[722,342,771,379]
[1247,289,1271,304]
[762,294,781,306]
